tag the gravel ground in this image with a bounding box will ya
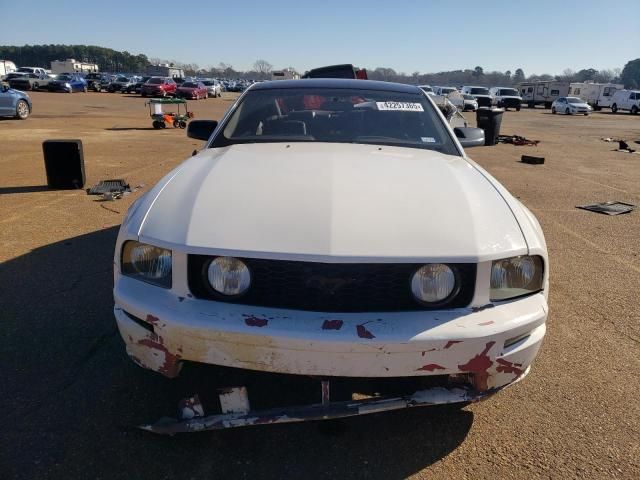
[1,91,638,479]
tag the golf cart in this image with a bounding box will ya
[146,98,194,129]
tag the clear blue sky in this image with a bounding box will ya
[1,0,637,75]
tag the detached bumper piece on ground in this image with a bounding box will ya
[141,372,527,434]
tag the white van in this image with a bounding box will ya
[599,89,640,114]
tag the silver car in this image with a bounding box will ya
[201,79,222,98]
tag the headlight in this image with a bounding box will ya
[206,257,251,296]
[490,255,543,301]
[411,264,457,305]
[121,241,172,288]
[65,83,71,88]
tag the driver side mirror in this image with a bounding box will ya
[187,120,218,141]
[454,127,485,148]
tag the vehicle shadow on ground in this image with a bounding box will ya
[0,227,473,480]
[0,185,50,194]
[105,127,158,131]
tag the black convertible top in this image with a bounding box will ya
[251,78,422,94]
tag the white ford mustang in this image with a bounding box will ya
[114,79,548,432]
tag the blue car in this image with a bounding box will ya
[0,84,32,119]
[47,73,88,93]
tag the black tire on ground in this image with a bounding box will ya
[516,106,521,111]
[173,120,180,128]
[15,99,29,120]
[141,92,147,97]
[545,102,552,109]
[528,102,534,108]
[612,103,618,113]
[551,107,556,114]
[565,108,570,115]
[179,121,187,129]
[32,82,39,91]
[631,106,638,115]
[594,104,601,111]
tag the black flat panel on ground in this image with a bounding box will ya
[42,139,85,189]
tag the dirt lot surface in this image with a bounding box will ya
[1,91,639,479]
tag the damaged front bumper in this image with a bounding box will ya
[141,372,528,434]
[115,275,546,385]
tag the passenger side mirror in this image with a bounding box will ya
[1,84,8,92]
[454,127,485,148]
[187,120,218,141]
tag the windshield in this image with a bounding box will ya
[182,82,197,88]
[58,75,72,81]
[419,86,433,93]
[463,94,476,100]
[499,88,519,96]
[117,76,128,82]
[567,97,584,104]
[469,88,489,95]
[147,78,162,84]
[212,87,459,155]
[440,88,456,94]
[17,67,34,73]
[202,81,214,86]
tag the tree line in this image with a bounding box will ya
[2,45,639,88]
[0,44,149,73]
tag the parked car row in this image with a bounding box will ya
[419,85,523,111]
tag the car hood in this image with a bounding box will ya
[135,143,527,262]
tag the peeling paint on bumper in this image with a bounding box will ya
[114,276,547,392]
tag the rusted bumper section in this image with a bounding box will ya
[140,371,527,435]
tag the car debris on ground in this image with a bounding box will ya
[576,201,635,215]
[521,155,545,165]
[497,135,540,146]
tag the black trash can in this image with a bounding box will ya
[475,108,504,146]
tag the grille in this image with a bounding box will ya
[188,256,476,312]
[476,97,492,107]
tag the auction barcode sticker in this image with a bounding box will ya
[376,102,424,112]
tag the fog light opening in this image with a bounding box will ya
[503,332,531,349]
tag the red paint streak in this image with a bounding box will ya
[146,314,160,325]
[243,315,268,327]
[457,341,495,391]
[478,320,494,326]
[444,340,462,349]
[496,358,524,376]
[417,363,446,372]
[322,319,344,330]
[356,324,375,339]
[137,337,182,378]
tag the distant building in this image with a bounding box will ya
[146,64,185,79]
[271,68,300,81]
[51,59,99,75]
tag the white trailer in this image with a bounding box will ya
[518,80,570,108]
[0,60,17,78]
[51,59,99,75]
[568,82,624,110]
